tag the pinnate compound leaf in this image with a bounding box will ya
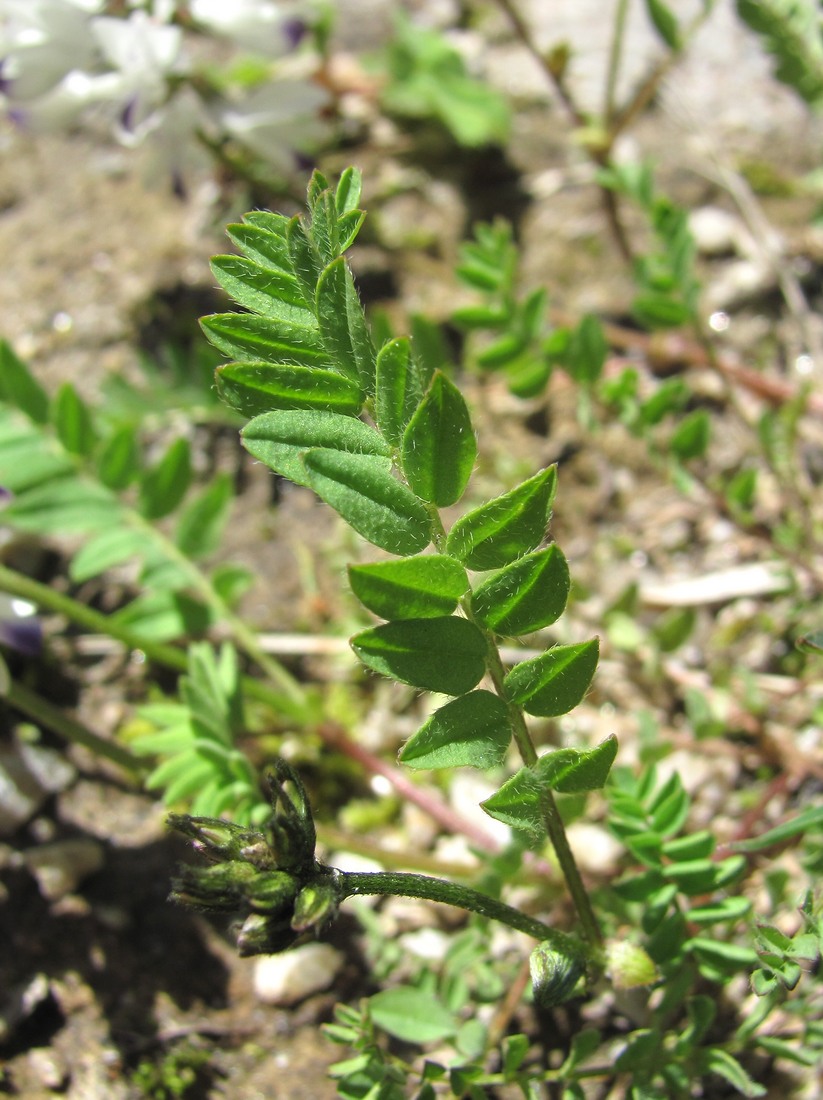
[0,341,49,423]
[242,410,389,486]
[201,312,329,369]
[504,639,599,717]
[368,987,458,1044]
[471,545,570,635]
[139,438,192,520]
[399,690,511,769]
[69,526,151,582]
[216,362,362,417]
[52,383,96,456]
[348,554,468,619]
[401,371,476,506]
[446,466,557,570]
[351,616,487,694]
[175,474,233,559]
[375,337,424,447]
[303,449,432,555]
[96,424,140,490]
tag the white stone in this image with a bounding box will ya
[253,943,343,1006]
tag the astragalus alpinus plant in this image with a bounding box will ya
[180,164,609,971]
[160,169,821,1099]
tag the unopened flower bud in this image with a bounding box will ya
[246,870,298,915]
[291,875,339,932]
[170,859,257,912]
[237,913,300,957]
[605,939,657,990]
[530,941,586,1007]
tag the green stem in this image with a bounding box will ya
[603,0,629,126]
[482,635,603,948]
[4,677,144,776]
[338,870,583,956]
[0,563,309,721]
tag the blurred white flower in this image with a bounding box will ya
[0,0,101,100]
[216,79,330,174]
[190,0,308,58]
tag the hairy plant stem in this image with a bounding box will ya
[338,870,583,955]
[4,676,143,776]
[426,511,603,949]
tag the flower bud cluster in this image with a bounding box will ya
[169,761,340,956]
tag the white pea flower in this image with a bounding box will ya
[216,79,330,175]
[0,0,101,101]
[190,0,308,58]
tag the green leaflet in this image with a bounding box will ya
[139,437,192,520]
[446,466,557,570]
[399,690,511,769]
[52,383,96,457]
[2,476,121,534]
[471,545,570,635]
[226,219,295,276]
[481,736,618,839]
[201,312,330,369]
[401,371,476,506]
[368,987,458,1045]
[210,255,313,320]
[303,449,432,556]
[315,257,376,394]
[216,362,362,417]
[375,337,424,447]
[69,526,151,582]
[242,410,390,487]
[504,639,599,717]
[0,415,73,492]
[112,590,212,642]
[351,616,487,694]
[96,424,140,490]
[175,474,234,560]
[0,340,49,423]
[348,554,469,619]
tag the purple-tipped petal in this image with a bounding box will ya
[0,487,12,506]
[0,616,42,658]
[281,18,308,51]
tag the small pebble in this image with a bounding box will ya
[253,943,343,1006]
[24,837,105,901]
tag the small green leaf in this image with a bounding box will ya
[701,1048,766,1098]
[351,616,487,694]
[3,477,120,534]
[201,312,329,369]
[52,383,96,456]
[287,216,321,305]
[139,438,192,520]
[368,986,458,1044]
[348,554,469,619]
[315,258,376,394]
[0,341,49,423]
[401,371,476,506]
[471,546,570,635]
[227,218,294,275]
[399,690,511,769]
[242,409,389,487]
[69,526,150,582]
[731,804,823,852]
[446,466,557,570]
[335,166,362,217]
[175,474,234,559]
[670,409,710,460]
[375,337,423,447]
[688,897,752,925]
[96,425,140,490]
[210,255,311,321]
[112,590,211,642]
[480,766,544,839]
[216,362,362,417]
[643,0,681,49]
[565,314,607,385]
[304,449,432,555]
[504,639,599,717]
[687,937,760,971]
[535,735,618,793]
